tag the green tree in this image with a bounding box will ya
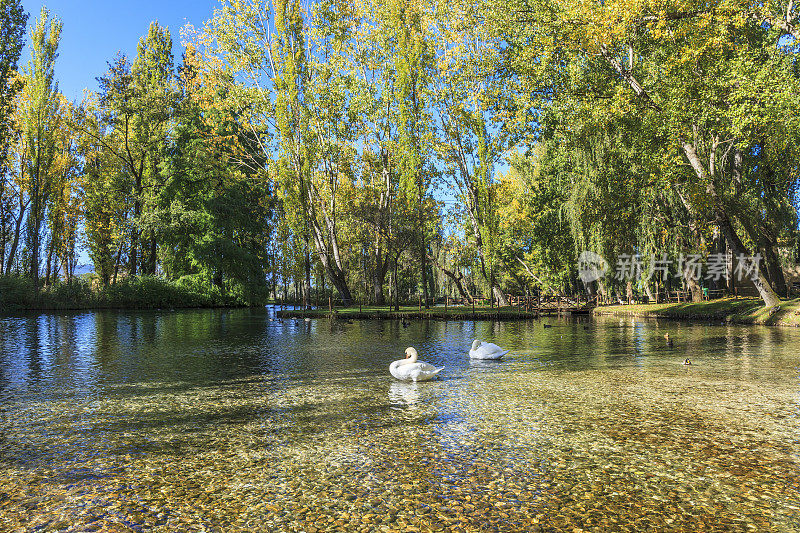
[93,22,176,277]
[430,1,527,305]
[43,95,80,284]
[18,7,62,288]
[203,0,359,303]
[0,0,27,274]
[156,46,273,301]
[75,96,127,286]
[389,1,435,306]
[495,0,800,307]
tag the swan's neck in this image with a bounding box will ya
[404,353,418,365]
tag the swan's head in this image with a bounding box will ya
[664,333,670,340]
[405,347,418,359]
[471,340,482,351]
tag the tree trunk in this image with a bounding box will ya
[716,210,780,307]
[427,262,436,304]
[492,286,507,307]
[419,227,429,308]
[130,181,142,277]
[313,251,351,305]
[28,210,40,290]
[465,191,507,307]
[726,239,735,295]
[146,237,157,276]
[112,239,125,285]
[129,227,138,277]
[393,255,400,311]
[735,204,788,298]
[681,138,781,308]
[709,227,725,294]
[759,240,787,297]
[372,272,385,305]
[586,279,598,299]
[304,180,353,305]
[371,157,392,306]
[686,276,703,302]
[64,253,72,282]
[0,193,6,275]
[429,254,472,302]
[303,238,311,308]
[515,255,555,296]
[6,196,27,274]
[644,283,655,302]
[45,237,54,287]
[372,253,388,305]
[597,282,608,303]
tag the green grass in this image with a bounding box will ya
[0,275,253,312]
[593,297,800,327]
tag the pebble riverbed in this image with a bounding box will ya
[2,310,800,532]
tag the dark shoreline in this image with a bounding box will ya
[7,297,797,328]
[276,306,592,320]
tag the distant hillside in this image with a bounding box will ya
[74,264,94,276]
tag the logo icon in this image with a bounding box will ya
[577,251,609,283]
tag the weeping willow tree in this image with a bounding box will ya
[505,113,704,302]
[492,0,800,307]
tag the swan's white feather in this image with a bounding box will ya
[469,340,509,360]
[390,348,443,381]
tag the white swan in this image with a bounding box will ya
[469,340,509,360]
[389,347,444,382]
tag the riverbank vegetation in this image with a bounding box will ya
[0,0,798,311]
[0,274,251,311]
[595,298,800,327]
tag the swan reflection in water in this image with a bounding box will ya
[388,381,422,409]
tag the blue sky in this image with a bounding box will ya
[21,0,217,101]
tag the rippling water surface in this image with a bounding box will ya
[2,308,800,531]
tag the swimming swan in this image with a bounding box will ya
[469,340,509,360]
[389,347,444,382]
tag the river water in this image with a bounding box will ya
[1,308,800,531]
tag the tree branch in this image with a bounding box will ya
[599,45,662,112]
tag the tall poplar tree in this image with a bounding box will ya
[0,0,27,274]
[19,7,62,288]
[390,1,435,306]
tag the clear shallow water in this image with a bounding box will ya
[1,308,800,531]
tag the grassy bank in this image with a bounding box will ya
[277,304,543,320]
[0,275,255,312]
[593,297,800,327]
